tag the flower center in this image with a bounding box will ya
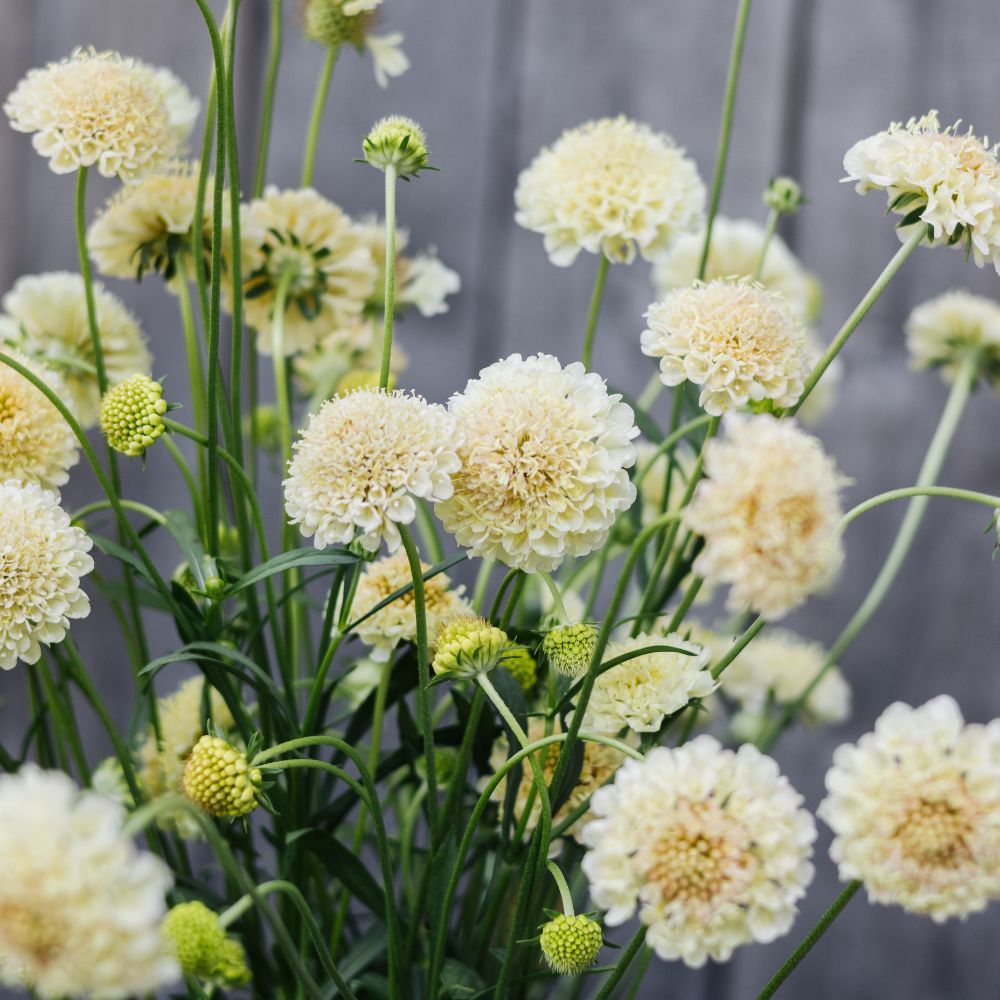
[0,391,20,423]
[0,899,65,970]
[268,244,320,296]
[895,797,975,869]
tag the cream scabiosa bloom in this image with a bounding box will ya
[514,116,705,266]
[843,111,1000,272]
[0,481,93,670]
[436,354,638,573]
[582,737,816,967]
[3,48,196,181]
[641,279,810,415]
[285,387,461,553]
[683,414,846,618]
[0,272,150,427]
[819,696,1000,921]
[0,766,178,998]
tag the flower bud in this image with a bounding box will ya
[163,900,251,986]
[182,735,261,817]
[500,644,537,692]
[539,913,603,976]
[363,115,429,177]
[98,374,168,457]
[432,615,509,678]
[542,623,598,679]
[302,0,374,49]
[763,176,805,214]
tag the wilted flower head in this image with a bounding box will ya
[0,481,92,670]
[163,901,250,987]
[582,737,816,967]
[514,116,705,266]
[363,116,429,177]
[684,414,846,618]
[843,111,1000,272]
[641,279,810,415]
[436,354,638,573]
[3,47,196,181]
[539,914,603,976]
[285,387,461,553]
[0,272,150,427]
[905,289,1000,389]
[182,735,262,818]
[99,374,169,457]
[431,615,509,678]
[0,766,178,998]
[819,696,1000,921]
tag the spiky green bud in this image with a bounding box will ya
[539,913,603,976]
[363,116,429,177]
[163,901,251,986]
[182,735,261,817]
[763,176,805,215]
[542,623,598,679]
[98,374,168,457]
[432,615,509,678]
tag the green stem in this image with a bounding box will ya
[74,166,107,394]
[546,860,575,915]
[37,655,90,781]
[631,415,713,487]
[711,616,765,679]
[174,256,208,506]
[753,206,779,281]
[270,271,295,469]
[302,45,339,187]
[842,485,1000,524]
[379,164,398,389]
[71,499,166,526]
[593,927,647,1000]
[581,253,610,369]
[253,0,283,198]
[537,571,569,624]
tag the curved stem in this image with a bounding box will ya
[711,616,765,679]
[581,253,610,369]
[632,414,713,487]
[537,571,568,624]
[302,45,339,187]
[753,206,779,281]
[253,0,283,198]
[379,164,398,389]
[71,499,166,526]
[546,860,575,916]
[842,485,1000,525]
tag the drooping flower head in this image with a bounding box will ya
[683,414,846,618]
[3,48,197,181]
[436,354,638,573]
[236,187,376,356]
[539,914,603,976]
[163,901,250,987]
[641,279,810,415]
[582,737,816,967]
[843,111,1000,272]
[820,696,1000,922]
[514,116,706,266]
[0,272,151,427]
[0,766,178,998]
[0,481,93,670]
[284,387,461,553]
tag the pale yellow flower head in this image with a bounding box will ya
[514,116,705,266]
[641,279,810,415]
[284,388,461,553]
[436,354,638,573]
[819,696,1000,922]
[843,111,1000,272]
[431,615,509,678]
[582,737,816,967]
[3,48,196,181]
[683,414,846,618]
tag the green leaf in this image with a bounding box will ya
[439,959,486,999]
[162,509,211,589]
[226,548,359,595]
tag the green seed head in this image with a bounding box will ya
[363,115,429,177]
[182,735,262,818]
[98,374,168,457]
[302,0,372,49]
[163,900,251,986]
[763,175,805,215]
[432,615,509,679]
[539,913,603,976]
[542,623,599,679]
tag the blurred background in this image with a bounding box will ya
[1,1,999,997]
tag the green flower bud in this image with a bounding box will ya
[539,913,603,976]
[182,735,262,817]
[363,115,429,177]
[163,900,251,986]
[501,644,538,692]
[542,623,598,679]
[302,0,372,50]
[98,374,168,457]
[432,615,509,678]
[763,176,805,215]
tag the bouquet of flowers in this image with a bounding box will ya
[1,1,999,998]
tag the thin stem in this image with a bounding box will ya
[379,164,398,389]
[581,253,610,369]
[302,45,339,187]
[753,206,780,281]
[74,167,107,394]
[270,271,295,469]
[546,860,575,916]
[711,616,765,679]
[632,415,713,487]
[537,571,569,624]
[253,0,283,198]
[842,485,1000,525]
[593,927,648,1000]
[175,255,208,439]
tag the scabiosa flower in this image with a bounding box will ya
[3,48,196,181]
[843,111,1000,272]
[582,737,816,967]
[641,279,810,416]
[182,735,262,818]
[543,622,599,679]
[431,615,509,678]
[683,414,847,618]
[362,116,429,177]
[0,766,178,998]
[539,914,603,976]
[0,351,79,489]
[163,901,250,987]
[99,374,169,457]
[235,187,375,356]
[0,481,92,670]
[583,633,715,735]
[820,696,1000,921]
[0,272,151,427]
[905,289,1000,389]
[436,354,638,573]
[284,387,460,553]
[349,549,472,660]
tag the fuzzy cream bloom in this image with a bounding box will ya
[843,111,1000,272]
[652,217,817,322]
[905,289,1000,389]
[349,550,472,660]
[0,765,178,998]
[0,481,92,670]
[0,272,150,427]
[583,633,715,735]
[539,914,603,975]
[0,351,79,489]
[683,414,846,618]
[436,354,638,573]
[3,48,196,181]
[641,280,810,415]
[236,187,375,356]
[285,387,460,553]
[515,116,705,266]
[582,737,816,966]
[819,696,1000,921]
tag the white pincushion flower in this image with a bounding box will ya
[0,481,93,670]
[514,116,706,266]
[0,272,151,427]
[641,279,810,416]
[683,414,846,618]
[583,633,715,735]
[0,766,178,998]
[236,187,376,356]
[349,550,472,660]
[582,737,816,967]
[905,289,1000,389]
[843,111,1000,272]
[3,48,196,181]
[819,696,1000,922]
[436,354,638,573]
[0,351,79,490]
[285,387,461,553]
